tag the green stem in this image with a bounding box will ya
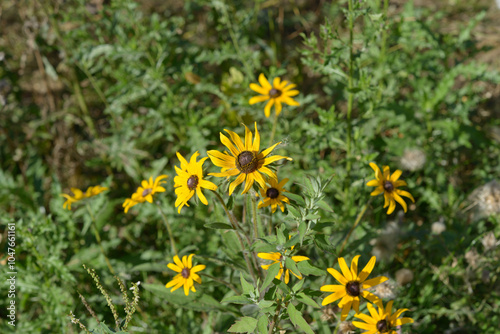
[86,205,116,275]
[200,273,239,294]
[156,204,178,255]
[338,197,372,257]
[212,191,258,284]
[268,212,273,236]
[269,111,279,146]
[268,299,284,334]
[250,194,258,239]
[345,0,355,203]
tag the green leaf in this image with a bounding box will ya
[257,315,269,334]
[286,193,306,206]
[287,206,302,219]
[285,257,301,278]
[316,200,334,212]
[261,262,281,290]
[227,316,258,333]
[297,292,320,308]
[287,303,315,334]
[130,262,166,272]
[292,278,305,292]
[204,222,234,230]
[258,300,274,309]
[240,273,254,295]
[297,261,326,276]
[221,295,252,304]
[283,234,300,249]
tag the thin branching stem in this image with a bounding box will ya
[156,204,178,255]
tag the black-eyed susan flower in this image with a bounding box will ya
[165,254,206,296]
[61,185,108,210]
[257,177,290,213]
[249,73,300,118]
[174,151,217,213]
[258,243,309,284]
[321,255,388,321]
[366,163,415,215]
[353,300,413,334]
[123,175,168,213]
[207,122,292,196]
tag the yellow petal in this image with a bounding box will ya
[358,256,376,282]
[249,83,268,95]
[321,290,346,306]
[249,95,269,105]
[258,73,272,89]
[196,187,208,205]
[393,192,408,212]
[229,173,245,196]
[264,99,274,118]
[338,257,353,281]
[362,276,388,289]
[327,267,348,285]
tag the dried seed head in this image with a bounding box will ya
[482,232,499,252]
[400,148,426,171]
[431,220,446,235]
[338,321,356,334]
[395,268,414,286]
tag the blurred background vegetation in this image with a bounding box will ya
[1,0,500,333]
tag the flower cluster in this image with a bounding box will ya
[321,255,413,332]
[123,175,168,213]
[61,185,108,210]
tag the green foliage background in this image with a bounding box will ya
[1,0,500,333]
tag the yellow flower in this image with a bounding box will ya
[61,185,108,210]
[366,163,415,215]
[258,243,309,284]
[174,151,217,213]
[165,254,206,296]
[207,122,292,196]
[123,175,168,213]
[353,300,414,334]
[249,73,300,118]
[321,256,388,321]
[257,177,290,213]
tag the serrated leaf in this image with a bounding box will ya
[261,262,281,290]
[204,222,234,230]
[287,303,314,334]
[240,273,254,295]
[297,292,320,308]
[227,316,258,333]
[257,315,268,334]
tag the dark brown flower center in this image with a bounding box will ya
[142,188,152,197]
[181,267,190,278]
[383,181,394,192]
[187,175,199,190]
[269,88,282,98]
[266,187,279,199]
[236,150,258,174]
[346,281,361,297]
[376,319,389,333]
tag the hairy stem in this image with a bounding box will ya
[156,204,178,255]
